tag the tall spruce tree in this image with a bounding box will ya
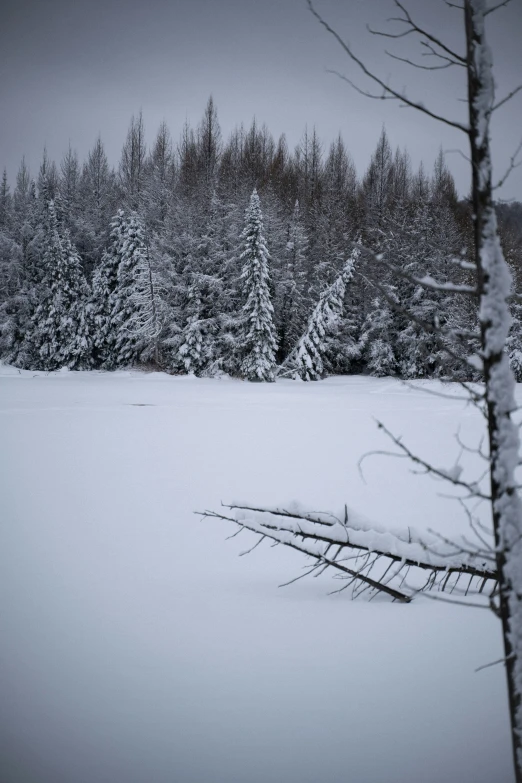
[274,200,309,360]
[91,210,126,368]
[28,199,91,370]
[359,296,397,377]
[238,189,278,381]
[78,136,116,274]
[0,169,18,302]
[507,301,522,382]
[178,283,205,374]
[127,238,163,365]
[110,212,150,367]
[283,248,358,381]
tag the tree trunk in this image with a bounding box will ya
[465,2,522,778]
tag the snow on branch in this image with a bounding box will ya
[198,502,497,603]
[413,275,477,295]
[280,248,359,380]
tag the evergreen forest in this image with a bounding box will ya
[1,97,521,381]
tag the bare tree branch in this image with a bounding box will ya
[420,40,464,67]
[476,655,513,673]
[326,69,396,101]
[409,274,477,294]
[385,49,458,71]
[445,147,472,164]
[362,419,492,500]
[484,0,513,16]
[493,137,522,191]
[200,508,413,602]
[306,1,469,132]
[492,84,522,112]
[198,504,497,604]
[368,0,466,63]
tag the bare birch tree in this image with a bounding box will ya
[202,1,522,776]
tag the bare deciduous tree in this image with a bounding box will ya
[201,1,522,777]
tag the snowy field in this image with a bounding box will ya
[0,366,515,783]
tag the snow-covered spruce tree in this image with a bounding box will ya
[322,293,363,375]
[0,172,20,305]
[237,189,278,381]
[128,240,164,366]
[0,173,24,362]
[77,136,117,276]
[91,210,125,368]
[110,212,150,367]
[28,199,91,370]
[283,248,358,381]
[95,209,164,369]
[0,162,41,367]
[382,196,467,379]
[183,192,236,376]
[199,195,245,377]
[274,200,309,361]
[178,284,205,374]
[358,295,397,377]
[165,191,224,376]
[507,301,522,382]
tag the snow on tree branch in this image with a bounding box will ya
[199,503,497,603]
[281,247,359,381]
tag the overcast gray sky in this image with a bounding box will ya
[1,0,521,199]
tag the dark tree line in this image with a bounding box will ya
[0,97,521,379]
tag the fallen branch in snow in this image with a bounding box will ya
[198,503,498,603]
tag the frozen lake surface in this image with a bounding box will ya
[0,366,514,782]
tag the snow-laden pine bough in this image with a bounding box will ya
[277,247,360,381]
[198,502,498,605]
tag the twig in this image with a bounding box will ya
[475,655,513,673]
[306,1,468,132]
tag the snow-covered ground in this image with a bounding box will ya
[0,366,514,783]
